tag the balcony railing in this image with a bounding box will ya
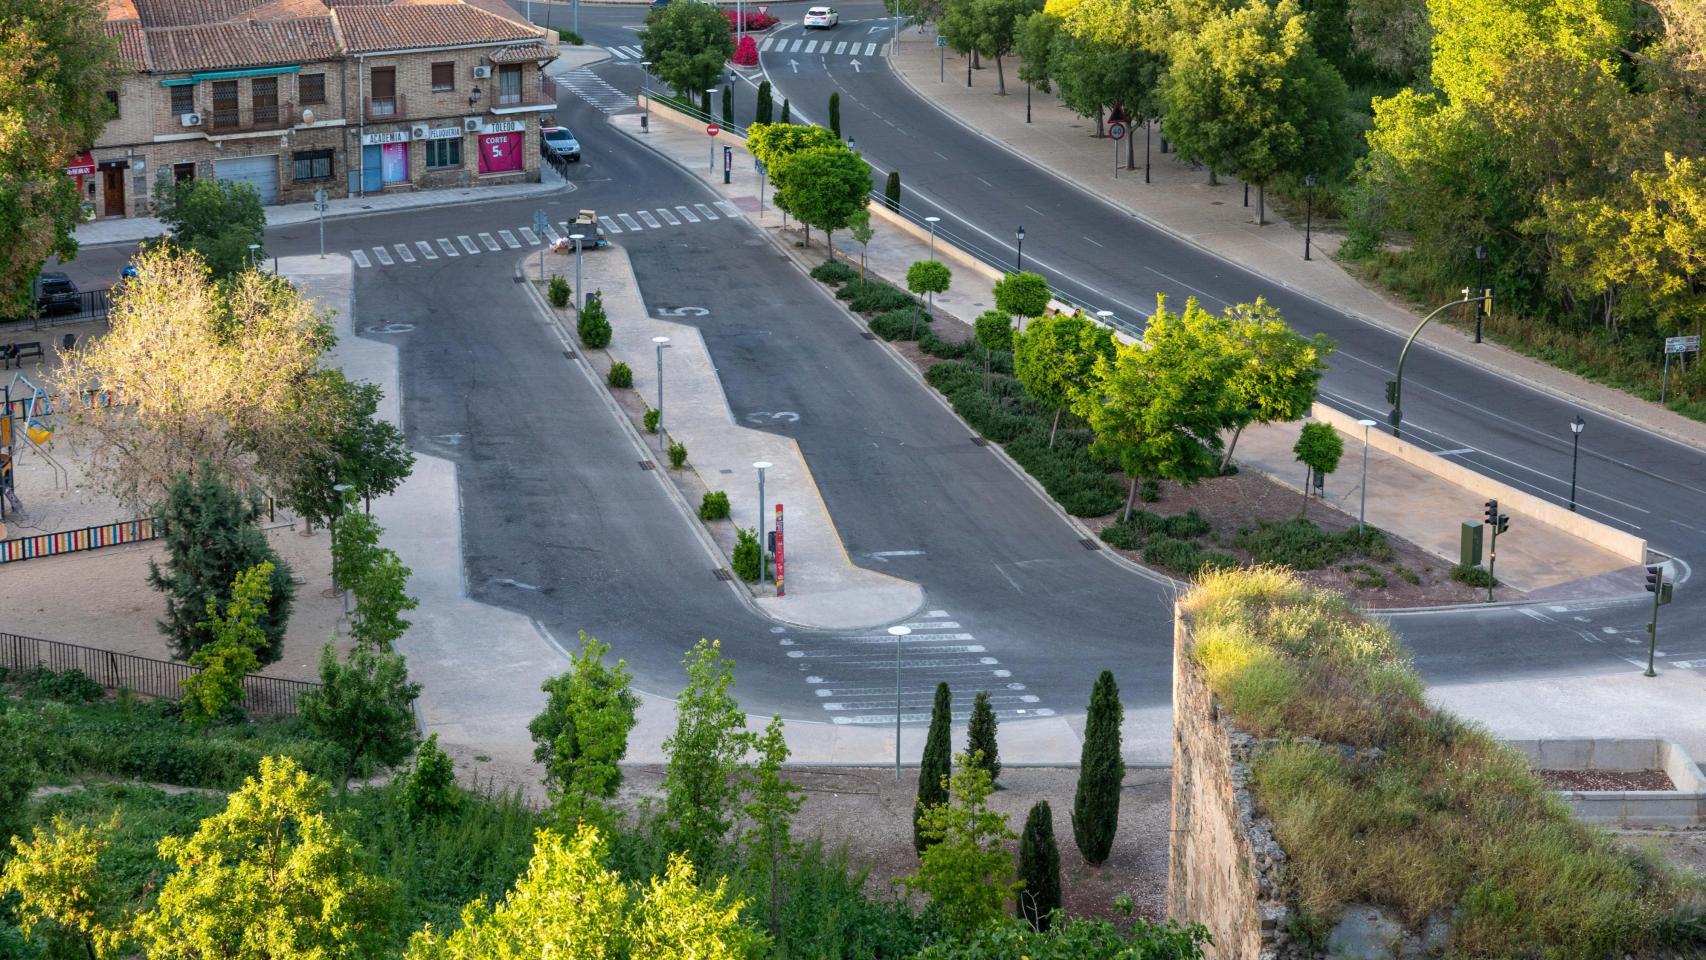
[365,93,405,120]
[491,76,557,111]
[205,100,295,133]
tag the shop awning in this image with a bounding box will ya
[64,151,96,176]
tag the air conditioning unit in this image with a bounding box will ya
[180,112,203,127]
[463,117,482,133]
[411,124,430,140]
[472,65,492,79]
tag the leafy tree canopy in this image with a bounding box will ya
[156,177,267,281]
[639,1,734,97]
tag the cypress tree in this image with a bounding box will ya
[756,80,774,124]
[780,98,791,124]
[1071,670,1124,865]
[966,690,1001,785]
[700,89,712,117]
[913,681,952,854]
[884,170,901,211]
[1018,800,1062,931]
[828,92,841,138]
[148,464,296,665]
[721,85,734,126]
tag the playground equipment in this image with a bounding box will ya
[4,372,68,495]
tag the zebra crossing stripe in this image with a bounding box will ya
[350,249,371,268]
[416,241,438,260]
[789,39,803,52]
[805,40,818,53]
[674,205,699,223]
[479,233,501,251]
[694,203,719,220]
[393,243,415,263]
[543,224,562,243]
[637,210,661,229]
[880,42,889,55]
[760,37,775,51]
[657,207,682,225]
[864,42,877,56]
[372,246,394,266]
[621,45,643,58]
[519,227,541,245]
[598,216,621,234]
[458,235,479,254]
[497,230,520,249]
[438,238,459,257]
[618,213,642,231]
[835,41,847,54]
[715,200,740,217]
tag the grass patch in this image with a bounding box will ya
[1180,568,1706,957]
[1451,563,1495,588]
[869,307,926,341]
[1340,562,1387,590]
[1234,518,1393,569]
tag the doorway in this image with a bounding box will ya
[101,165,127,216]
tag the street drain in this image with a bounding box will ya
[563,349,577,359]
[861,332,877,340]
[713,568,734,581]
[1080,538,1100,550]
[970,437,989,446]
[639,460,656,470]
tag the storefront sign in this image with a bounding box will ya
[424,126,461,140]
[64,151,96,176]
[482,120,524,135]
[360,130,409,146]
[477,132,524,175]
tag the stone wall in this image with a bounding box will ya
[1168,606,1300,960]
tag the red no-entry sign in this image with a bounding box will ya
[706,123,721,137]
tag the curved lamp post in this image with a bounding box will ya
[1389,288,1491,438]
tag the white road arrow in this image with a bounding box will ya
[849,58,862,72]
[867,24,882,33]
[790,58,800,73]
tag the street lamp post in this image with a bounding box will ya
[1388,288,1490,438]
[1096,309,1113,329]
[247,243,261,268]
[1015,225,1025,272]
[1303,174,1317,261]
[1357,419,1376,534]
[889,625,911,781]
[1568,415,1585,512]
[652,336,671,452]
[569,234,585,310]
[925,216,940,260]
[754,461,772,583]
[1473,244,1488,343]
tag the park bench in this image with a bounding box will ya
[0,341,43,370]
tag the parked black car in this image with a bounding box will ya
[32,273,79,316]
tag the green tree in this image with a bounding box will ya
[179,562,273,727]
[1071,670,1123,865]
[914,682,953,854]
[282,370,413,527]
[348,534,416,652]
[850,209,876,279]
[885,169,902,210]
[994,271,1051,328]
[1217,300,1332,470]
[663,639,749,869]
[640,1,734,97]
[966,690,1001,785]
[300,641,421,790]
[1014,311,1117,447]
[740,715,804,936]
[975,309,1013,390]
[405,824,764,960]
[746,122,840,170]
[906,259,952,338]
[781,98,791,123]
[828,91,842,137]
[401,733,461,824]
[1,814,129,959]
[772,143,872,256]
[956,0,1043,94]
[1016,10,1061,95]
[156,177,268,280]
[1017,800,1061,931]
[135,756,394,959]
[906,753,1019,932]
[1293,421,1344,516]
[1159,0,1353,222]
[148,465,296,664]
[0,0,119,316]
[756,80,774,124]
[722,85,734,125]
[1346,0,1430,83]
[0,708,36,846]
[528,632,640,831]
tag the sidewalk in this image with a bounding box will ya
[886,31,1706,453]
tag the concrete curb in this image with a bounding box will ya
[882,40,1706,456]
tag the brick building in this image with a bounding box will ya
[79,0,558,220]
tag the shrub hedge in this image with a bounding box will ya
[699,490,731,521]
[810,260,859,285]
[869,308,925,341]
[607,361,633,388]
[1233,519,1392,570]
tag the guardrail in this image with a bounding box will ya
[0,631,320,716]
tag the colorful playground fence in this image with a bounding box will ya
[0,631,320,716]
[0,499,275,565]
[4,388,121,422]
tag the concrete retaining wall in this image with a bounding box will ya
[1309,403,1647,564]
[1507,737,1706,826]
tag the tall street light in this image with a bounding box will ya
[889,625,911,781]
[1357,419,1376,534]
[1303,174,1317,261]
[1388,288,1490,438]
[754,461,772,583]
[569,234,585,310]
[1473,244,1488,343]
[248,243,261,269]
[652,336,671,453]
[1015,225,1025,272]
[925,216,940,260]
[1568,415,1585,512]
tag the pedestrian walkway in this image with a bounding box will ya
[557,66,634,114]
[758,35,888,61]
[885,29,1706,453]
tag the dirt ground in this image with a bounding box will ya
[1542,768,1675,791]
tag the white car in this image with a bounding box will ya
[803,6,838,28]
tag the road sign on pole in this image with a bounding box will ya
[534,209,549,281]
[1665,335,1700,355]
[706,123,720,137]
[1108,122,1125,179]
[313,188,328,259]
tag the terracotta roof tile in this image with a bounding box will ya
[145,15,338,71]
[105,20,150,69]
[334,2,541,53]
[105,0,141,22]
[488,42,551,63]
[134,0,274,28]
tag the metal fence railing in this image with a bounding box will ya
[0,499,275,565]
[0,631,321,716]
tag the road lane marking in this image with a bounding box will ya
[674,205,698,222]
[542,224,562,243]
[619,213,643,230]
[498,230,521,249]
[458,235,479,254]
[600,216,622,233]
[835,41,847,54]
[520,227,541,245]
[638,210,661,228]
[716,200,740,217]
[437,238,458,256]
[479,232,501,251]
[393,243,415,263]
[694,203,719,220]
[1083,235,1104,247]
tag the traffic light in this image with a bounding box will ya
[1385,379,1398,406]
[1495,511,1509,535]
[1484,499,1498,527]
[1646,564,1662,593]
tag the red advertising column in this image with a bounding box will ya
[773,503,785,597]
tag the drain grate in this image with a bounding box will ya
[638,460,656,470]
[713,568,734,581]
[512,274,525,283]
[563,349,577,359]
[861,331,877,340]
[1080,538,1101,550]
[970,437,989,447]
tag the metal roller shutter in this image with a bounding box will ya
[214,154,280,205]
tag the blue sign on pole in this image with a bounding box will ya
[935,35,947,47]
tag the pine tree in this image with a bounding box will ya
[828,92,841,138]
[780,98,791,124]
[756,80,774,124]
[1072,670,1124,865]
[913,681,952,854]
[148,464,296,664]
[1018,800,1061,931]
[966,690,1001,785]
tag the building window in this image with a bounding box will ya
[106,90,119,116]
[173,162,196,183]
[251,77,278,126]
[431,62,455,92]
[293,149,334,181]
[369,67,396,117]
[425,137,461,169]
[299,72,325,104]
[210,80,239,129]
[497,64,522,105]
[170,84,194,116]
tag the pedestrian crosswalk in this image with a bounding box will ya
[558,66,633,114]
[779,610,1051,725]
[760,36,887,58]
[345,200,746,271]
